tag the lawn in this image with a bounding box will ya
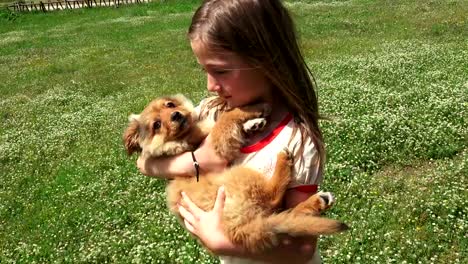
[0,0,467,263]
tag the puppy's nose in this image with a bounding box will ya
[171,111,183,122]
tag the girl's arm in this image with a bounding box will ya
[137,151,193,178]
[136,134,228,178]
[179,187,318,264]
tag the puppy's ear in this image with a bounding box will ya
[123,114,142,155]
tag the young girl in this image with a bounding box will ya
[137,0,325,263]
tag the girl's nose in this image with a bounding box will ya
[207,74,221,92]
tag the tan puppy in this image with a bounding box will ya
[124,95,348,253]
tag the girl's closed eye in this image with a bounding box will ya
[202,67,230,77]
[199,66,227,75]
[213,69,229,75]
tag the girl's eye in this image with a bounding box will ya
[153,121,161,130]
[213,69,228,75]
[201,67,229,76]
[166,102,176,108]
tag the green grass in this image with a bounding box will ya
[1,0,467,263]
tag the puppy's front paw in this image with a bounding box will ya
[243,118,267,134]
[317,191,335,210]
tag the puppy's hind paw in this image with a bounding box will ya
[317,191,336,210]
[281,147,293,159]
[243,118,267,134]
[277,147,293,163]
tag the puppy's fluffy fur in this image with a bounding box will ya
[124,95,348,253]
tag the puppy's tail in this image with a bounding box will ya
[267,212,349,236]
[231,212,348,253]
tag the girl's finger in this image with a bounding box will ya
[300,242,314,253]
[184,219,198,236]
[179,205,198,225]
[213,186,226,213]
[181,192,204,215]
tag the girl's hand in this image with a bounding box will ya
[280,236,317,256]
[178,186,235,254]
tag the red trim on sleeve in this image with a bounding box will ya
[240,113,293,153]
[293,185,318,194]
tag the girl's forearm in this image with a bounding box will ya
[137,152,195,178]
[137,135,228,178]
[162,152,195,177]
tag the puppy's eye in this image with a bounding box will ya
[166,102,176,108]
[153,120,161,130]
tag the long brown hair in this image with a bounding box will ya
[189,0,325,175]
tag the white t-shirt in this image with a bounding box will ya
[196,99,322,264]
[234,112,322,188]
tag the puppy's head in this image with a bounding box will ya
[123,94,196,156]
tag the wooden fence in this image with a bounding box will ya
[7,0,151,12]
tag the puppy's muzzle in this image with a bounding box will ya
[171,111,186,125]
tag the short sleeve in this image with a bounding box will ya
[288,132,323,188]
[194,96,219,122]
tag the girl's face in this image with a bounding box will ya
[191,41,273,108]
